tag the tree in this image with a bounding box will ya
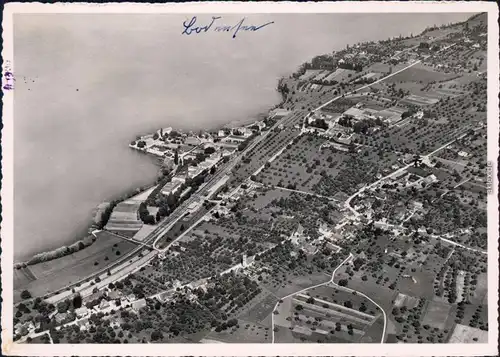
[150,330,163,341]
[72,294,82,309]
[57,300,70,313]
[204,146,216,155]
[20,290,32,300]
[174,149,179,165]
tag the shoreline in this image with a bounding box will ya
[14,78,285,267]
[13,180,159,266]
[15,11,458,266]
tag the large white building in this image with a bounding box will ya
[161,180,183,196]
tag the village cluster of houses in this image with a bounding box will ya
[46,288,154,333]
[130,121,263,165]
[304,99,423,146]
[159,151,224,197]
[128,120,266,200]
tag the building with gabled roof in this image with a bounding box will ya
[131,299,147,312]
[75,306,89,318]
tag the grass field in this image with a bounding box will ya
[205,320,270,343]
[386,63,458,84]
[273,325,305,343]
[14,231,136,300]
[262,271,331,298]
[246,188,291,210]
[449,324,488,343]
[299,69,323,81]
[397,269,435,299]
[471,272,488,305]
[306,284,381,315]
[273,285,381,343]
[333,273,397,313]
[237,292,278,325]
[14,267,36,288]
[422,300,453,329]
[360,316,385,343]
[400,94,440,106]
[323,68,357,83]
[393,292,419,309]
[368,62,392,74]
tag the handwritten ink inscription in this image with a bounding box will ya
[182,16,274,39]
[3,60,15,91]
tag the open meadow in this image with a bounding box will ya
[14,231,136,301]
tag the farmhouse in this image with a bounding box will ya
[329,142,350,152]
[75,306,89,318]
[378,107,406,124]
[300,242,319,256]
[188,278,208,290]
[232,127,253,138]
[184,136,202,147]
[55,312,68,324]
[99,300,110,310]
[132,299,147,312]
[221,135,247,144]
[249,121,266,131]
[107,290,121,300]
[77,318,90,332]
[218,141,239,151]
[159,290,176,303]
[412,201,424,210]
[86,290,105,303]
[423,174,438,185]
[389,170,408,181]
[343,107,376,121]
[217,130,227,138]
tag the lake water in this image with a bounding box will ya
[13,13,472,261]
